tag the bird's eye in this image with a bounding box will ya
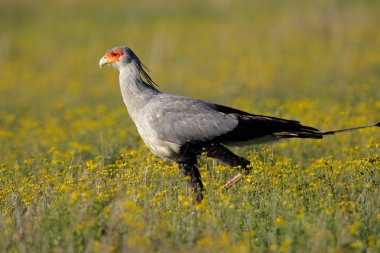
[108,50,124,59]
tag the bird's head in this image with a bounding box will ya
[99,46,137,69]
[99,46,157,86]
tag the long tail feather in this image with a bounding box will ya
[321,122,379,135]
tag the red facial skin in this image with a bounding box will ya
[105,49,124,62]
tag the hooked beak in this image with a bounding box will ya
[99,56,109,68]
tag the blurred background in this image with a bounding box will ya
[2,2,380,251]
[1,0,379,164]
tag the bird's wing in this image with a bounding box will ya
[144,95,321,145]
[211,104,322,143]
[143,95,239,144]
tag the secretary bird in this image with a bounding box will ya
[99,46,379,202]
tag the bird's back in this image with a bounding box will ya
[139,93,322,148]
[138,94,239,145]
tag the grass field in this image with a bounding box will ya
[1,0,380,252]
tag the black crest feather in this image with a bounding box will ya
[138,62,158,87]
[125,47,158,87]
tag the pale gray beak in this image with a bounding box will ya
[99,57,108,68]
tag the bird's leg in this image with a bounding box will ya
[201,144,251,190]
[201,144,251,173]
[177,160,205,203]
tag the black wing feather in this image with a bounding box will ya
[212,104,323,142]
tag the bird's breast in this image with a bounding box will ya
[140,134,184,162]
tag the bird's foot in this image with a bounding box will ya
[223,173,243,190]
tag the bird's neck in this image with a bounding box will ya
[119,64,159,122]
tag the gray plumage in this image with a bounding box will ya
[100,46,379,202]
